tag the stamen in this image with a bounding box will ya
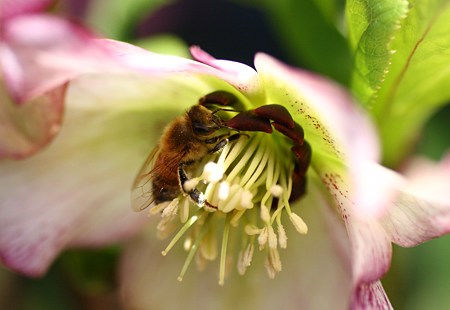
[270,184,284,197]
[149,200,171,216]
[277,217,288,249]
[179,198,190,223]
[184,237,192,251]
[162,212,202,256]
[237,243,254,275]
[230,209,246,227]
[245,224,262,235]
[240,190,253,209]
[218,181,230,200]
[267,226,278,249]
[258,227,269,249]
[177,221,209,282]
[220,184,243,213]
[237,136,268,190]
[219,217,231,286]
[218,136,245,168]
[225,137,259,181]
[202,162,224,183]
[242,145,270,190]
[161,200,178,218]
[260,204,271,223]
[289,212,308,234]
[264,248,282,279]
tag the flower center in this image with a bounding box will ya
[150,128,310,285]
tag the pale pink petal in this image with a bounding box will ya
[0,0,53,21]
[346,217,392,285]
[190,46,264,99]
[93,41,262,95]
[1,14,120,103]
[98,39,201,72]
[1,14,116,159]
[318,162,394,286]
[350,160,405,220]
[401,153,450,205]
[0,83,65,158]
[351,281,393,310]
[120,185,353,309]
[2,19,261,105]
[382,154,450,247]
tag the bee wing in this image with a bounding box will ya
[131,146,161,211]
[131,145,188,212]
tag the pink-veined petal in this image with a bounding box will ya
[346,217,392,285]
[319,160,395,286]
[351,281,393,310]
[382,154,450,247]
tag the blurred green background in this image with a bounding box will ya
[1,0,449,309]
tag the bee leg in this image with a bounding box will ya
[178,163,217,209]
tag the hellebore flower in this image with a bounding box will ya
[1,9,450,310]
[117,50,450,309]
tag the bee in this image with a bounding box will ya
[131,104,237,211]
[131,91,312,212]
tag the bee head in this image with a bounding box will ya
[188,105,222,136]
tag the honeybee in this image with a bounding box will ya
[132,91,311,212]
[131,104,236,211]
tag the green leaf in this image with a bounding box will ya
[348,0,450,166]
[346,0,409,106]
[255,0,352,84]
[374,0,450,166]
